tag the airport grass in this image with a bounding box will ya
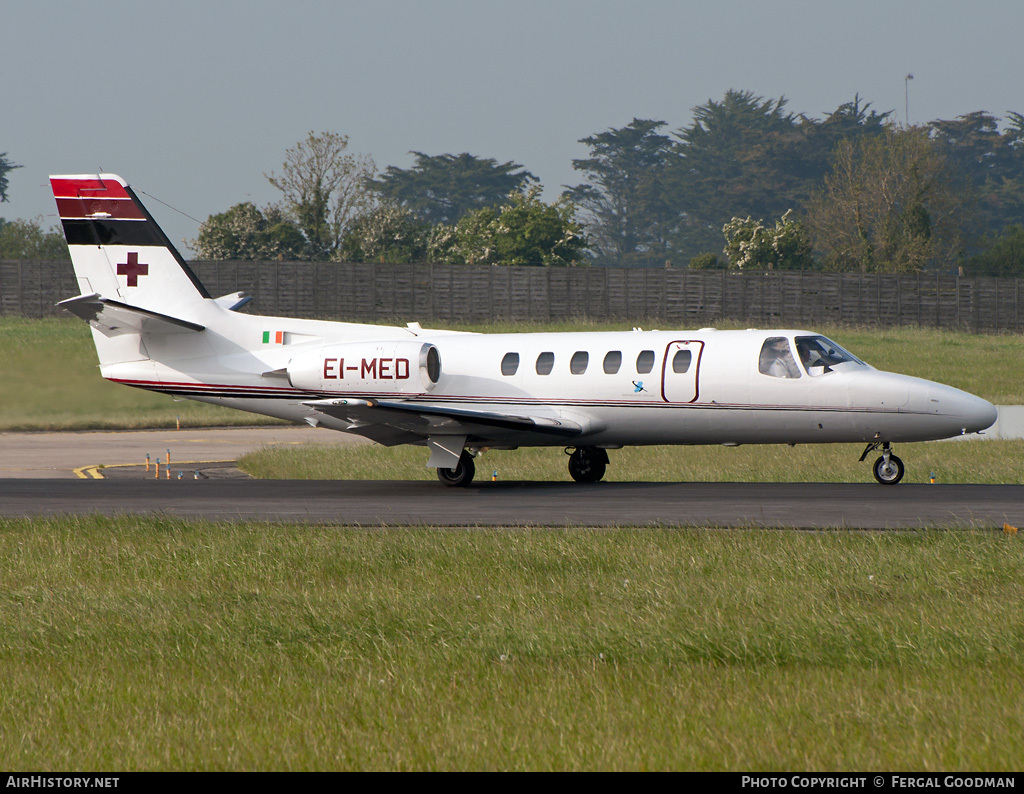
[239,438,1024,485]
[2,316,1023,431]
[0,516,1021,771]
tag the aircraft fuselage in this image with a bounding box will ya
[98,310,996,450]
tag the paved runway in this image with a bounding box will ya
[2,478,1022,529]
[2,427,1021,528]
[0,426,366,479]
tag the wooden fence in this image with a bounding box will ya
[3,259,1023,332]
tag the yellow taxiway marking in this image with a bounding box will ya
[73,461,237,480]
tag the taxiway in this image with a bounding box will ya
[2,478,1022,529]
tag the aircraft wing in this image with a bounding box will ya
[59,293,205,336]
[302,397,583,442]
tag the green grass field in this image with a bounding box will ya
[239,438,1024,485]
[1,316,1023,431]
[1,517,1021,771]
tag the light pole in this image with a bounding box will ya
[905,73,914,126]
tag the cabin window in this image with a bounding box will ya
[758,337,801,379]
[672,349,692,374]
[570,351,589,374]
[536,351,554,375]
[794,335,862,376]
[603,351,622,374]
[636,350,655,374]
[501,352,520,376]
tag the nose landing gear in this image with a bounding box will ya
[859,441,905,485]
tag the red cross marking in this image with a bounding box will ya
[117,252,149,287]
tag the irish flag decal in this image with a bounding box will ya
[262,330,285,345]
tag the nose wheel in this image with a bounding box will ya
[860,442,905,485]
[872,453,905,484]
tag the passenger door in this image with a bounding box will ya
[661,340,703,403]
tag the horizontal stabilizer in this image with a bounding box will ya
[214,291,253,311]
[58,293,205,337]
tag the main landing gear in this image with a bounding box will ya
[437,447,612,486]
[859,441,905,485]
[436,450,476,487]
[566,446,609,483]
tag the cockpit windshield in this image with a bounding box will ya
[794,335,864,376]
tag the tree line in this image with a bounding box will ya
[3,90,1024,275]
[0,153,69,260]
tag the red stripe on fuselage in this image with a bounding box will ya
[50,177,131,200]
[108,378,307,394]
[55,196,145,220]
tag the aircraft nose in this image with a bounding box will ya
[930,384,998,434]
[969,396,999,434]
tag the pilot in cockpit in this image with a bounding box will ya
[760,337,801,379]
[796,338,832,374]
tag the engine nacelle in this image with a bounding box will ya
[287,340,441,394]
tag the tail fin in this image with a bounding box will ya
[52,174,211,371]
[51,174,210,318]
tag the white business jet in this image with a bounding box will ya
[51,174,997,486]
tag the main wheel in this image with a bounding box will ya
[437,451,476,487]
[872,454,905,484]
[568,447,607,483]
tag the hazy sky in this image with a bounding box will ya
[3,0,1023,254]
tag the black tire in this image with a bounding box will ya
[568,447,607,483]
[437,452,475,487]
[872,454,905,484]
